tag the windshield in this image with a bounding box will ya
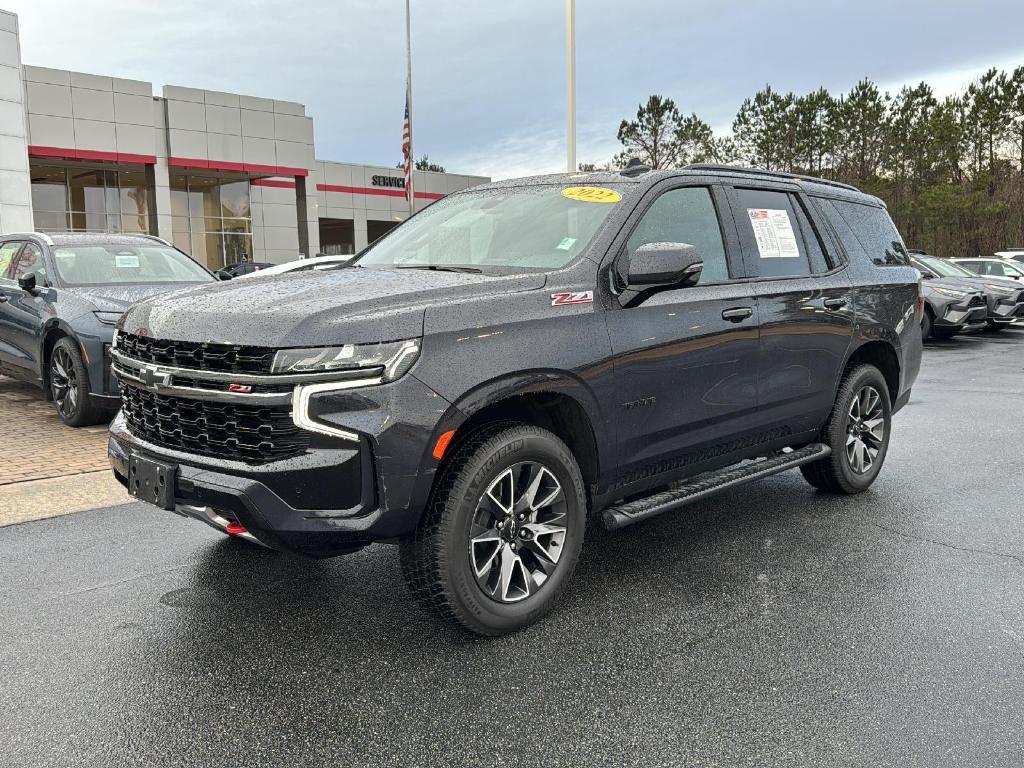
[52,244,214,286]
[917,255,975,278]
[353,184,627,274]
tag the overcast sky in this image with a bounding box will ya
[8,0,1024,179]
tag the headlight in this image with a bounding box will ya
[94,311,123,326]
[982,283,1014,295]
[932,287,966,299]
[272,339,420,381]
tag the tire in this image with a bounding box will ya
[49,337,104,427]
[400,424,586,636]
[920,307,934,341]
[800,363,892,495]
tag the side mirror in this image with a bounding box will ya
[216,270,233,281]
[627,242,703,288]
[18,274,36,293]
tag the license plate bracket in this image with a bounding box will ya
[128,454,177,510]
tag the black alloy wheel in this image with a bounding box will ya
[48,337,104,427]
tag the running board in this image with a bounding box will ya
[602,443,831,530]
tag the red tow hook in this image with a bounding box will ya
[226,521,248,536]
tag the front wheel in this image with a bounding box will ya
[801,363,892,494]
[49,337,105,427]
[400,424,586,635]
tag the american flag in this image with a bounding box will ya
[402,93,413,208]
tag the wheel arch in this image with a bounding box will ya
[842,338,901,404]
[425,370,610,510]
[39,320,78,393]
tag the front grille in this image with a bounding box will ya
[121,382,308,464]
[118,333,275,375]
[968,295,986,307]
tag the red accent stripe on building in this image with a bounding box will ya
[251,179,296,189]
[168,157,309,177]
[28,145,156,165]
[316,183,444,201]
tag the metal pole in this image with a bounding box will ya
[566,0,576,173]
[405,0,414,208]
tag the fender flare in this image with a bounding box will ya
[407,368,613,511]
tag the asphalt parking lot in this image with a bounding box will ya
[2,329,1023,767]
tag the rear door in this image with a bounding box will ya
[726,185,855,437]
[606,181,761,491]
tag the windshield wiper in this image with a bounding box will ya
[394,264,483,274]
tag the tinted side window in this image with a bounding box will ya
[0,242,22,278]
[790,198,832,274]
[824,199,909,267]
[625,187,729,284]
[734,188,811,278]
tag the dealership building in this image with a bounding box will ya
[0,9,489,268]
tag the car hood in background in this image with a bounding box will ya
[63,283,209,313]
[120,267,547,347]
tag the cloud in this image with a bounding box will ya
[6,0,1024,179]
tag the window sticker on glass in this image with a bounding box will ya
[561,187,622,204]
[557,237,577,251]
[115,253,141,268]
[747,208,799,258]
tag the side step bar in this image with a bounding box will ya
[602,443,831,530]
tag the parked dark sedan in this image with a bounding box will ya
[0,232,215,426]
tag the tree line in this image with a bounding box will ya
[589,68,1024,256]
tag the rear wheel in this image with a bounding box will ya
[801,364,891,494]
[49,337,105,427]
[400,424,586,635]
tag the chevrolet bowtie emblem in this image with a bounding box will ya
[139,364,171,387]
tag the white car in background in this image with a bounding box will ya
[995,250,1024,265]
[233,253,351,279]
[953,257,1024,280]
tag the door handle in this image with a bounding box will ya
[721,306,753,322]
[823,297,848,310]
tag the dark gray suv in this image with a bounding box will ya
[108,165,922,634]
[0,232,214,425]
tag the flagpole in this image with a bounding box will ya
[405,0,414,209]
[566,0,576,173]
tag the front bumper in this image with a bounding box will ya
[936,302,988,330]
[989,299,1024,324]
[107,372,458,558]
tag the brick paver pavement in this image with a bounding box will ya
[0,375,113,486]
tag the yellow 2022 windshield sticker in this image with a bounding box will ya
[561,186,622,204]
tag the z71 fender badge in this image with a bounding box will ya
[551,291,593,306]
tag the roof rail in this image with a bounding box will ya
[683,164,860,193]
[2,231,54,245]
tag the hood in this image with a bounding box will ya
[950,274,1023,292]
[923,277,986,297]
[120,267,547,346]
[63,283,207,313]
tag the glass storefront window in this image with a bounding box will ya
[169,173,252,270]
[31,163,149,234]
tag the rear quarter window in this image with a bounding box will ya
[819,198,910,267]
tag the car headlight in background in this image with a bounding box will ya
[272,339,420,381]
[982,283,1015,295]
[94,311,124,326]
[932,287,967,299]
